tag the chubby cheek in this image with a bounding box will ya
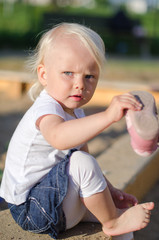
[46,81,71,100]
[87,82,97,96]
[45,82,58,97]
[84,87,96,103]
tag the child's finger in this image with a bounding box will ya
[121,93,143,110]
[122,93,142,104]
[115,189,124,200]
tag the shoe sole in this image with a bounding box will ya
[128,91,159,140]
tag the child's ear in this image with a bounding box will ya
[37,64,47,86]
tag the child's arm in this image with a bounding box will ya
[39,93,142,150]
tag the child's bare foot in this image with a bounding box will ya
[102,202,154,237]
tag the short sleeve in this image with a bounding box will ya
[74,108,85,119]
[32,90,66,124]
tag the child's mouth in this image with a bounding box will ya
[70,95,83,101]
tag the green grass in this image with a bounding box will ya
[0,3,159,54]
[129,9,159,38]
[60,5,113,17]
[1,4,31,33]
[0,3,50,33]
[1,2,159,38]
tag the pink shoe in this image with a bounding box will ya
[125,91,159,156]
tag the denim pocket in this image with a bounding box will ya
[26,197,54,233]
[9,198,52,234]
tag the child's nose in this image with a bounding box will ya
[75,77,85,90]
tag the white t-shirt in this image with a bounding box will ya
[0,90,85,205]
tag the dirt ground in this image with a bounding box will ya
[0,94,32,157]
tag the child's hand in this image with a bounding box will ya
[110,186,138,209]
[106,93,142,123]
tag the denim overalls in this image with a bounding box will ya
[8,149,77,239]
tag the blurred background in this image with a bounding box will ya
[0,0,159,93]
[0,0,159,56]
[0,1,159,239]
[1,0,159,81]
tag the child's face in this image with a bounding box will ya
[38,35,99,115]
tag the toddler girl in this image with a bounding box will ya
[0,23,154,240]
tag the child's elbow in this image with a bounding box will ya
[50,138,69,151]
[44,132,70,150]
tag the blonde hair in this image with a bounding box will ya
[28,22,106,100]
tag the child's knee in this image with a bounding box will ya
[70,150,97,171]
[68,150,106,198]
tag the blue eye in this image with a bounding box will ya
[64,72,73,76]
[85,75,94,79]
